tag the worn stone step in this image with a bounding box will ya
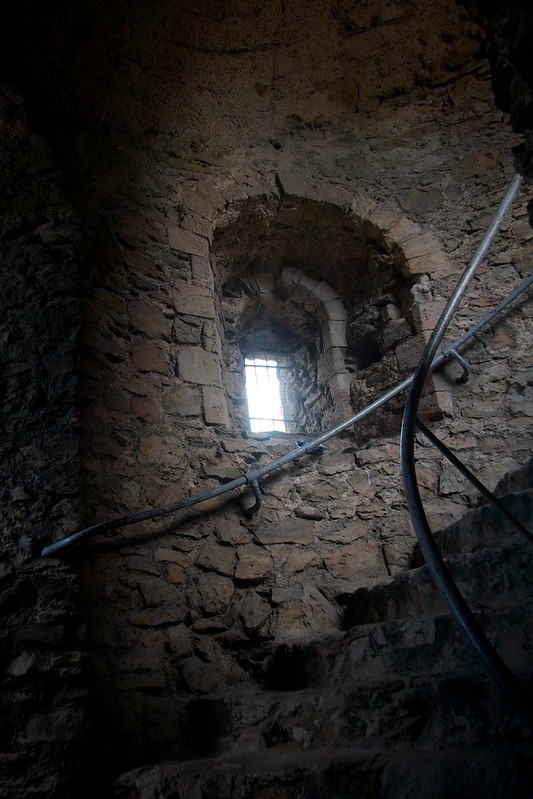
[341,530,533,627]
[324,599,533,683]
[205,670,533,758]
[411,489,533,564]
[114,743,533,799]
[177,601,533,760]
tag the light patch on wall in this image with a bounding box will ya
[244,356,287,432]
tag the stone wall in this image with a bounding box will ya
[0,80,88,797]
[72,1,531,775]
[0,0,531,792]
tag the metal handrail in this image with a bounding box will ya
[41,270,532,557]
[400,173,533,728]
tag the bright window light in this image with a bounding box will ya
[244,356,287,432]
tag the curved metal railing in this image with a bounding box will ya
[41,269,532,557]
[400,173,533,728]
[40,171,533,725]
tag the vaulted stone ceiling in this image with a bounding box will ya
[0,1,511,170]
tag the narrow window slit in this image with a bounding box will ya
[244,355,290,433]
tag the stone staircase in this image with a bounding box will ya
[114,477,533,798]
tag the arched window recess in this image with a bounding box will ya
[220,269,350,436]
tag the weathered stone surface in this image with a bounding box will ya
[5,2,533,792]
[196,542,236,576]
[202,386,229,425]
[295,504,324,521]
[132,341,169,373]
[181,656,219,693]
[168,226,209,257]
[130,605,185,627]
[240,590,271,631]
[129,301,173,338]
[323,539,385,580]
[174,281,216,319]
[166,626,193,658]
[131,396,160,423]
[163,385,201,416]
[194,573,234,616]
[254,517,315,546]
[234,544,273,583]
[178,348,223,387]
[318,453,354,476]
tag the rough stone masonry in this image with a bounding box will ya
[0,0,532,795]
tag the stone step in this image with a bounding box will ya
[114,743,533,799]
[340,530,533,627]
[208,669,532,758]
[179,600,533,759]
[322,599,533,684]
[411,489,533,564]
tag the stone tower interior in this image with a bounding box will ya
[1,1,533,797]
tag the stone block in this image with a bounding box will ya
[418,389,453,419]
[324,538,384,580]
[401,231,443,261]
[388,216,423,243]
[319,517,367,542]
[349,190,377,220]
[314,281,339,303]
[178,189,219,221]
[178,347,223,387]
[129,301,173,338]
[328,372,353,399]
[202,386,229,426]
[295,504,324,521]
[255,273,275,294]
[154,548,188,564]
[317,347,345,383]
[191,255,214,288]
[379,318,412,352]
[130,605,185,627]
[234,544,273,583]
[194,573,234,615]
[162,385,201,416]
[173,317,203,345]
[282,549,318,574]
[133,341,169,374]
[181,656,219,693]
[318,452,354,476]
[215,517,250,545]
[138,434,178,465]
[405,250,456,278]
[399,189,443,215]
[240,591,271,631]
[255,519,314,545]
[196,542,235,577]
[324,298,347,321]
[366,206,401,232]
[395,333,426,373]
[276,168,308,198]
[324,320,347,348]
[356,443,401,466]
[131,397,160,423]
[166,563,186,584]
[166,626,193,658]
[168,226,209,257]
[174,280,216,319]
[412,301,446,334]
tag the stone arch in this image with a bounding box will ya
[167,177,455,438]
